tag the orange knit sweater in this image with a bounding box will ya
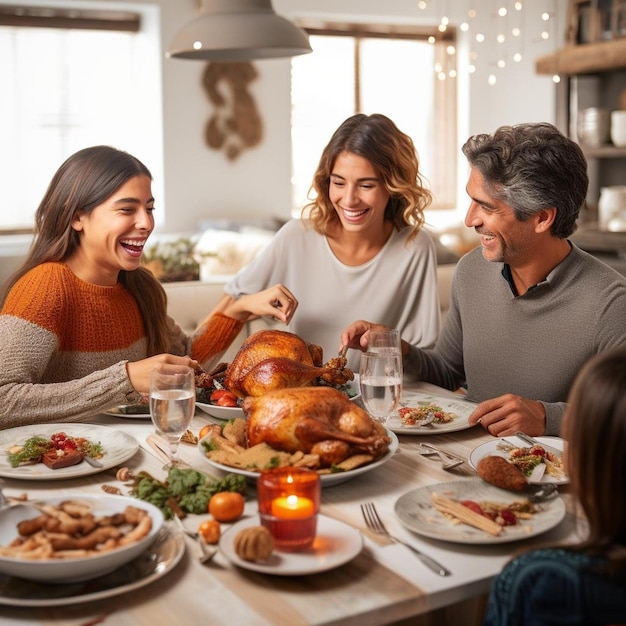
[0,262,244,427]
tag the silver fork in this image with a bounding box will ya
[0,479,9,509]
[416,443,465,470]
[172,515,218,564]
[360,502,451,577]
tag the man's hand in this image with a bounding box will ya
[339,321,389,353]
[468,394,546,436]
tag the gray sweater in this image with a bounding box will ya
[226,219,441,372]
[405,243,626,435]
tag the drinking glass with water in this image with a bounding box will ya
[367,328,402,357]
[149,363,195,469]
[358,351,403,424]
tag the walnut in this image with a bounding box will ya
[233,526,274,562]
[115,467,134,482]
[180,430,198,445]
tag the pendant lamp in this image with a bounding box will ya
[167,0,312,61]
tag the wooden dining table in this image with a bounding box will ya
[0,382,580,626]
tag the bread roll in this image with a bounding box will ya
[476,455,527,491]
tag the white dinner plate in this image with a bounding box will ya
[468,436,568,485]
[219,514,363,575]
[386,391,477,435]
[0,524,184,607]
[196,379,361,421]
[394,478,567,545]
[0,424,140,480]
[198,429,399,488]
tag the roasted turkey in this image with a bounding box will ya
[243,386,390,467]
[223,329,353,398]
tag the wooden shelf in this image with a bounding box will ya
[535,39,626,75]
[571,225,626,253]
[582,145,626,157]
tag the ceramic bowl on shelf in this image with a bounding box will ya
[578,107,611,147]
[610,110,626,147]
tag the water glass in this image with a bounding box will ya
[149,364,195,469]
[359,351,403,424]
[257,467,321,551]
[368,328,402,357]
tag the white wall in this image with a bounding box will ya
[1,0,568,239]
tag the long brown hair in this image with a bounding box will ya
[563,347,626,570]
[303,114,432,242]
[1,146,170,355]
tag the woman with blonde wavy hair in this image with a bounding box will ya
[223,113,440,371]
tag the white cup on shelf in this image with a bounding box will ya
[578,107,611,147]
[598,186,626,230]
[610,110,626,147]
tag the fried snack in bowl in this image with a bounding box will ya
[0,495,163,583]
[476,455,527,492]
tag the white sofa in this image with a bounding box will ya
[163,263,456,361]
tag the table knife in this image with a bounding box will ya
[84,454,104,468]
[513,432,563,459]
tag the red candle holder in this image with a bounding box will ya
[257,467,321,551]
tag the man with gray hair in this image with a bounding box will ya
[341,122,626,437]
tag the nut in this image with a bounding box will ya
[101,484,123,495]
[115,467,134,482]
[233,526,274,562]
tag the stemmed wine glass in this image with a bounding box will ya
[149,363,195,469]
[358,351,403,425]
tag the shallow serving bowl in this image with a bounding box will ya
[196,379,361,421]
[0,495,163,583]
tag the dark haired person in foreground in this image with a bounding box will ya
[483,347,626,625]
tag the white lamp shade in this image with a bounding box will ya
[168,0,312,61]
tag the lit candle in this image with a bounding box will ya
[270,495,315,520]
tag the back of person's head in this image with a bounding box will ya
[304,113,431,238]
[563,347,626,552]
[461,122,588,239]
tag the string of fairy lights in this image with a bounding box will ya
[417,0,561,86]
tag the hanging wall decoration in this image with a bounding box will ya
[202,61,263,160]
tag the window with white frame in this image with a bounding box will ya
[0,4,163,232]
[290,25,457,216]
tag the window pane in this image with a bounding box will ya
[291,35,355,210]
[0,26,161,230]
[359,39,435,188]
[291,31,456,215]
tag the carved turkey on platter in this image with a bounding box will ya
[223,329,353,398]
[243,387,390,467]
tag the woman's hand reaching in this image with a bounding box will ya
[224,284,299,324]
[125,354,201,395]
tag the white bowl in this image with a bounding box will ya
[0,495,163,583]
[610,110,626,147]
